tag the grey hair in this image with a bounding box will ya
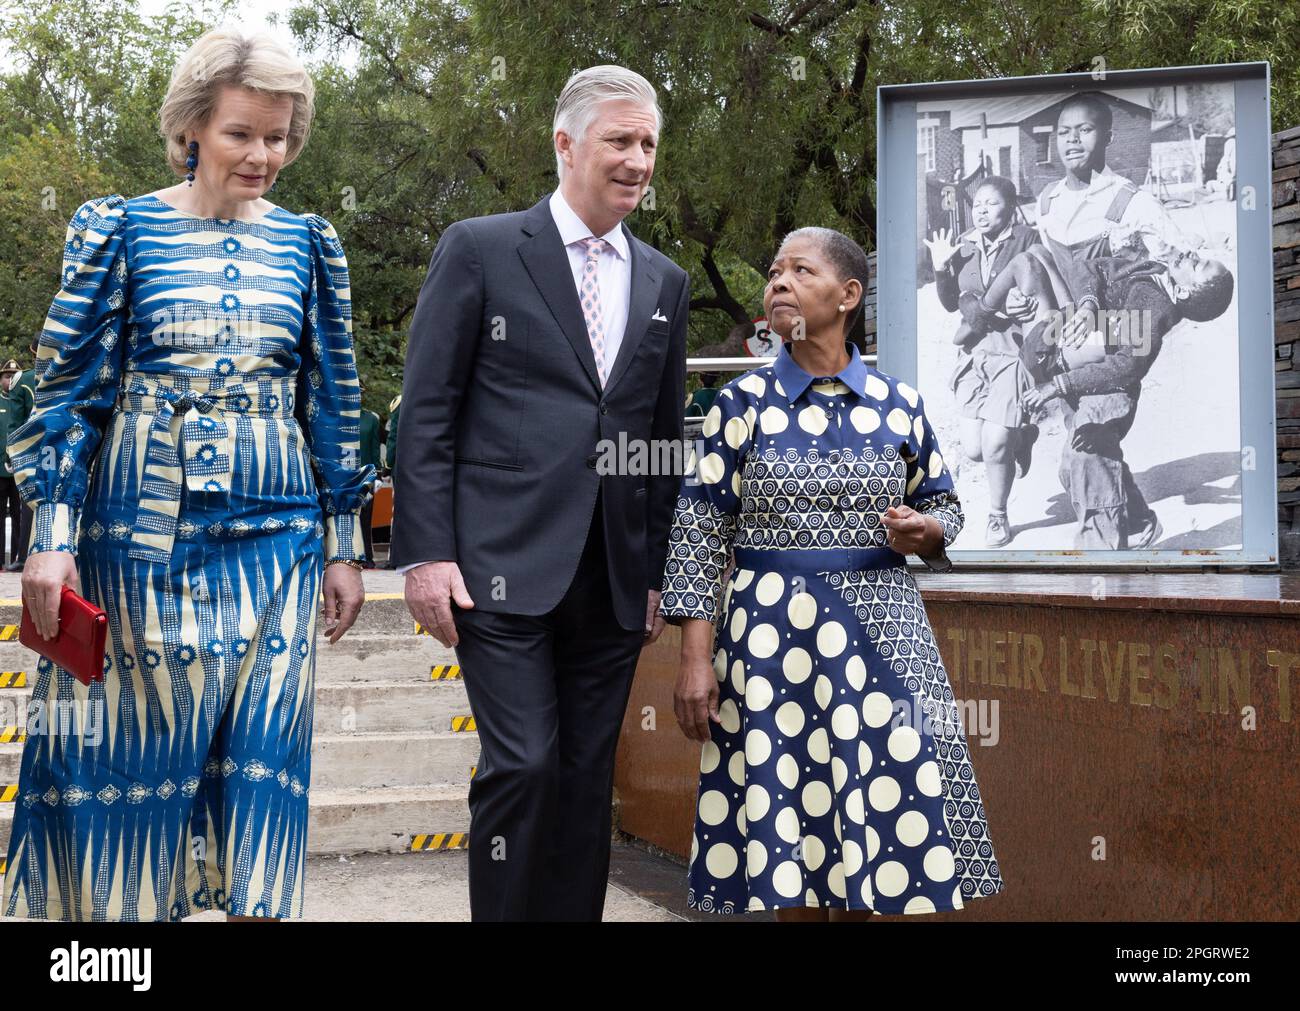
[553,65,661,180]
[777,227,870,335]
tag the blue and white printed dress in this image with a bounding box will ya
[1,193,376,921]
[659,339,1003,915]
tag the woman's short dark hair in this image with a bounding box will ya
[972,174,1018,213]
[777,226,870,337]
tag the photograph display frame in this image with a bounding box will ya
[876,62,1277,566]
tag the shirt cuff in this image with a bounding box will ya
[324,511,366,563]
[30,502,80,557]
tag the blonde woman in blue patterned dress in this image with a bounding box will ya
[659,228,1004,920]
[0,28,376,921]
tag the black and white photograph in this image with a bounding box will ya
[915,81,1241,551]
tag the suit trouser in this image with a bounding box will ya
[0,477,21,563]
[17,501,31,564]
[360,497,374,562]
[450,486,644,921]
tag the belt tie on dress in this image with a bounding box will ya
[118,373,296,563]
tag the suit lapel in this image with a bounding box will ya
[518,197,602,393]
[517,196,663,397]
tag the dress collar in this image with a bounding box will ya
[772,339,868,406]
[977,222,1014,254]
[548,188,629,260]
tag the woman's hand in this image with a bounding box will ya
[1021,381,1061,411]
[22,550,80,641]
[321,562,365,644]
[674,618,720,742]
[1004,287,1039,323]
[882,505,940,556]
[923,227,960,272]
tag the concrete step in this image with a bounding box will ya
[311,731,479,790]
[1,725,480,791]
[308,784,471,854]
[312,681,468,734]
[314,635,460,682]
[0,635,459,684]
[0,782,472,858]
[0,676,470,742]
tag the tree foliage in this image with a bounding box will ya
[2,0,1297,410]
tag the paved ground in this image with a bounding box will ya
[183,845,688,922]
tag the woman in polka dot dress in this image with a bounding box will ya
[658,227,1004,919]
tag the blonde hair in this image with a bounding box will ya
[158,27,316,177]
[553,65,661,180]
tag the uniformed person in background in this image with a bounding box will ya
[0,358,28,569]
[359,388,381,569]
[385,392,400,473]
[377,392,400,568]
[5,341,37,571]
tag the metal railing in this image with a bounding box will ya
[685,352,877,372]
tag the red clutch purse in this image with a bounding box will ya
[19,584,109,686]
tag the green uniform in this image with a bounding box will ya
[686,386,720,418]
[11,368,35,428]
[385,394,401,470]
[360,409,381,469]
[0,391,18,477]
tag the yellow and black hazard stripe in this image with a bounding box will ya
[450,715,476,733]
[0,671,26,688]
[430,664,461,680]
[409,833,467,851]
[1,784,15,803]
[0,726,24,744]
[0,859,6,876]
[0,625,19,641]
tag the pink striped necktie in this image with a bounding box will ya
[578,236,609,386]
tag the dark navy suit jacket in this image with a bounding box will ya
[391,194,689,632]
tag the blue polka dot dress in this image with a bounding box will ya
[659,339,1004,915]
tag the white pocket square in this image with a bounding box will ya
[651,309,668,322]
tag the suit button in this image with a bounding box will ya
[600,403,608,415]
[586,453,598,468]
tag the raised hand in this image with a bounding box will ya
[923,227,960,272]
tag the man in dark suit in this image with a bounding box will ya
[391,65,688,921]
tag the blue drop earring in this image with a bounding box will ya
[185,140,199,186]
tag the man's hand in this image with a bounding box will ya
[1070,422,1110,455]
[321,563,365,644]
[644,588,666,646]
[404,561,475,648]
[1060,305,1098,350]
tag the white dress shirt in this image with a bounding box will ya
[1035,163,1186,257]
[396,189,632,574]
